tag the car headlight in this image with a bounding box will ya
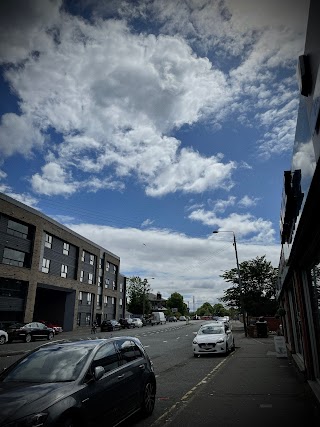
[216,339,224,343]
[6,412,48,427]
[192,339,198,344]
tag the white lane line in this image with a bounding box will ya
[150,355,231,427]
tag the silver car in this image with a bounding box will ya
[0,330,8,345]
[131,318,143,328]
[192,322,235,357]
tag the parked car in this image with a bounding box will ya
[0,329,8,345]
[214,317,231,330]
[100,319,121,332]
[119,318,135,329]
[168,316,177,322]
[179,316,187,321]
[6,322,55,343]
[192,321,235,357]
[0,337,156,426]
[38,320,63,334]
[131,318,143,328]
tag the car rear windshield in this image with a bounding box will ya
[2,346,93,383]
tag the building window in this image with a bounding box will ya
[89,254,94,265]
[106,262,110,271]
[120,283,123,292]
[88,273,93,284]
[85,314,91,325]
[3,248,26,268]
[80,270,84,282]
[97,295,102,307]
[87,293,92,305]
[81,250,85,262]
[61,264,68,278]
[113,265,117,274]
[105,278,109,288]
[111,297,115,305]
[78,291,82,302]
[63,242,70,255]
[98,286,102,295]
[42,258,50,273]
[45,233,52,249]
[77,312,81,325]
[7,219,28,239]
[119,298,122,306]
[99,258,104,269]
[112,281,116,290]
[98,277,102,286]
[104,296,108,306]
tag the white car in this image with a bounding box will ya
[192,322,235,357]
[0,329,8,345]
[131,318,143,328]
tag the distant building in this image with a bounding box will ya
[0,192,126,331]
[277,0,320,407]
[148,292,167,312]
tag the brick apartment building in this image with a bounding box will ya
[0,192,127,331]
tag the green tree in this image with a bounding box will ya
[196,302,214,316]
[212,303,229,316]
[166,292,187,315]
[127,277,151,315]
[219,255,278,317]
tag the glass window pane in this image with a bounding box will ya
[92,342,120,373]
[7,220,28,239]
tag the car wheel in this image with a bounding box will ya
[0,335,6,345]
[48,332,54,340]
[25,334,32,343]
[140,380,156,417]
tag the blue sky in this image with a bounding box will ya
[0,0,310,310]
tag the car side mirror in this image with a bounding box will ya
[94,366,105,381]
[226,330,231,334]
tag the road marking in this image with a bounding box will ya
[163,341,167,343]
[150,354,232,426]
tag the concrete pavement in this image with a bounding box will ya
[152,323,320,427]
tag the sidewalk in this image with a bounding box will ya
[156,325,320,427]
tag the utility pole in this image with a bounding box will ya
[212,230,248,337]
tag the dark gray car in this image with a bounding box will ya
[0,337,156,426]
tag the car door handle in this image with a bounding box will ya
[139,364,145,370]
[118,374,125,379]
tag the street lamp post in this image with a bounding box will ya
[212,230,248,337]
[143,277,154,318]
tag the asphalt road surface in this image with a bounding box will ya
[0,321,236,426]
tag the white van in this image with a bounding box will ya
[151,312,166,325]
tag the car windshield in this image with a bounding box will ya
[198,326,224,335]
[2,345,93,383]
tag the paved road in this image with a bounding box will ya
[0,321,239,427]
